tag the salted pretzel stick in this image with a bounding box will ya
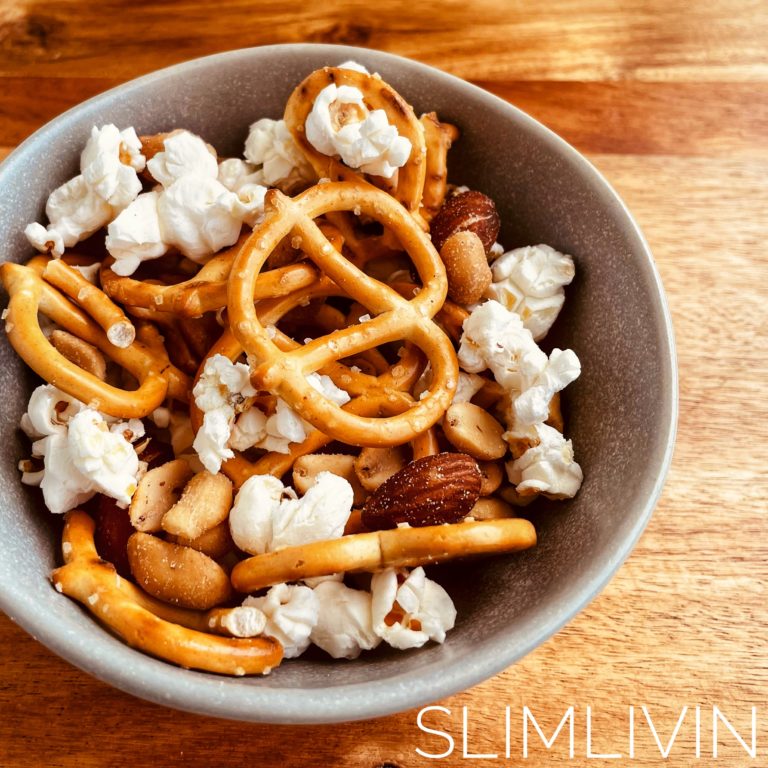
[284,67,427,220]
[231,517,537,592]
[41,258,136,348]
[229,180,458,447]
[420,112,459,222]
[1,263,189,416]
[52,511,282,675]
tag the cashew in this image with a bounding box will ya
[129,459,194,532]
[354,445,407,492]
[293,453,367,506]
[161,471,233,540]
[443,402,507,460]
[50,329,107,381]
[127,532,232,610]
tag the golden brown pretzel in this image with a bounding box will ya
[0,262,189,417]
[52,511,283,675]
[227,180,458,448]
[420,112,459,222]
[284,67,427,218]
[231,517,537,592]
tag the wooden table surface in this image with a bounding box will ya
[0,1,766,766]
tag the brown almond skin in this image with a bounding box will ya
[430,190,501,252]
[361,452,482,530]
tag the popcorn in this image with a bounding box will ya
[20,385,141,514]
[156,175,243,263]
[217,158,268,226]
[81,125,145,209]
[506,423,583,499]
[371,567,456,650]
[452,372,486,405]
[192,354,256,474]
[337,60,370,74]
[146,130,218,186]
[228,472,353,555]
[458,300,580,428]
[243,584,319,658]
[310,581,380,659]
[305,84,412,179]
[244,118,314,190]
[105,191,168,276]
[486,244,575,341]
[26,124,145,257]
[229,372,350,455]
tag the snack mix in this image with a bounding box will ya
[2,61,583,675]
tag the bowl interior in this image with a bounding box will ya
[0,44,676,723]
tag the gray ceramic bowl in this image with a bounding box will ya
[0,44,676,723]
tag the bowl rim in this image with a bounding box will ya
[0,42,678,724]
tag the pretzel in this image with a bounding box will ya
[228,180,458,447]
[231,517,537,592]
[1,262,189,417]
[52,511,283,675]
[420,112,459,222]
[284,67,427,219]
[100,248,319,317]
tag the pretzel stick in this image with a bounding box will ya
[231,517,537,592]
[1,263,189,416]
[42,258,136,348]
[52,511,282,675]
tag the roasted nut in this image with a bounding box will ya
[129,459,194,532]
[439,231,492,305]
[293,453,367,506]
[50,330,107,381]
[361,452,481,530]
[467,497,516,520]
[443,402,507,461]
[161,471,233,540]
[430,190,500,252]
[127,532,232,610]
[478,460,504,496]
[167,520,234,560]
[354,445,408,492]
[499,484,538,507]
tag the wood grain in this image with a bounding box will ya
[0,1,766,766]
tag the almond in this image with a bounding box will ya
[361,452,482,530]
[430,190,500,252]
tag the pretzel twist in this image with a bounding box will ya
[284,67,427,220]
[52,511,282,675]
[0,262,189,416]
[227,180,457,448]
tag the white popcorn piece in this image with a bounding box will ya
[244,584,319,659]
[486,244,575,341]
[506,423,583,499]
[72,263,100,284]
[305,84,412,179]
[217,158,268,227]
[244,118,314,190]
[458,300,580,428]
[67,410,140,506]
[105,191,168,276]
[229,472,353,556]
[20,387,141,514]
[25,176,113,257]
[156,175,243,262]
[371,567,457,650]
[192,354,256,474]
[81,125,145,209]
[336,60,370,74]
[228,406,267,452]
[146,130,218,187]
[310,581,381,659]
